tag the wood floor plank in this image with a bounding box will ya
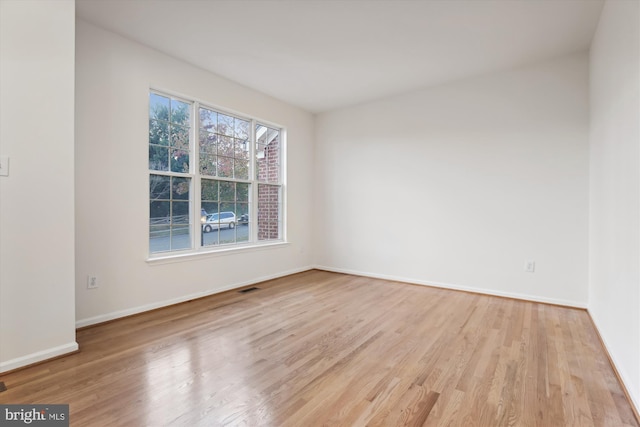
[0,270,636,426]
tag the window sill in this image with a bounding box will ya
[146,241,290,265]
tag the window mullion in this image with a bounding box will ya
[193,101,202,250]
[279,129,285,241]
[250,119,258,243]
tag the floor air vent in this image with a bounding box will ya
[239,287,260,294]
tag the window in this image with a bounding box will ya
[149,91,284,255]
[256,124,282,241]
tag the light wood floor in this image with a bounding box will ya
[0,270,637,426]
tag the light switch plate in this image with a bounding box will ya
[0,156,8,177]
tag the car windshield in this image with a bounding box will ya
[208,214,219,221]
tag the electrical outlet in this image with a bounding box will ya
[524,260,535,273]
[87,276,98,289]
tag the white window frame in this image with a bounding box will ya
[148,89,286,260]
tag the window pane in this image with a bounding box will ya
[199,153,217,176]
[256,124,268,144]
[237,200,249,242]
[170,226,191,250]
[172,177,190,200]
[218,157,233,178]
[171,99,190,126]
[256,143,266,180]
[200,108,217,132]
[219,230,235,245]
[258,184,281,240]
[236,203,249,217]
[150,93,170,121]
[201,202,218,216]
[172,200,189,223]
[256,123,281,184]
[149,175,192,253]
[268,161,280,183]
[150,200,170,223]
[237,230,249,243]
[220,202,235,214]
[219,181,235,202]
[267,128,279,144]
[259,222,280,241]
[202,216,221,246]
[201,179,219,202]
[218,136,234,157]
[150,94,192,182]
[170,149,189,173]
[150,174,170,200]
[199,131,217,154]
[257,141,280,183]
[234,159,249,180]
[200,179,248,247]
[218,114,234,137]
[235,139,249,158]
[170,124,190,150]
[149,120,169,146]
[149,146,169,171]
[150,225,170,253]
[236,183,249,203]
[234,118,249,140]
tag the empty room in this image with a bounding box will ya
[0,0,638,425]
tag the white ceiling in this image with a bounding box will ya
[76,0,604,113]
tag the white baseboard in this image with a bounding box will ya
[313,265,587,309]
[0,342,79,373]
[588,310,640,418]
[76,266,314,328]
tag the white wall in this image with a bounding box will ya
[74,21,314,326]
[315,53,590,307]
[0,0,78,372]
[589,0,640,410]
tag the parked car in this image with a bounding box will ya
[238,213,249,225]
[202,212,236,232]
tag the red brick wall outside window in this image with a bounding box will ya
[257,138,280,240]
